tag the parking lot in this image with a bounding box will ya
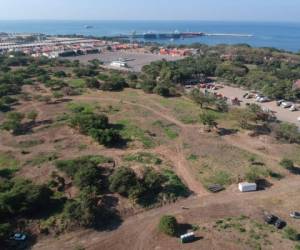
[68,51,182,72]
[215,85,300,128]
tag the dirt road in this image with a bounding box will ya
[33,175,300,250]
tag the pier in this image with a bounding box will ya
[113,32,253,40]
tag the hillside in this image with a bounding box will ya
[1,48,300,250]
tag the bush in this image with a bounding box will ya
[280,158,294,170]
[0,179,53,217]
[244,166,269,183]
[27,110,38,121]
[85,78,100,89]
[0,223,11,241]
[283,227,300,241]
[63,188,104,228]
[1,112,24,135]
[199,111,217,130]
[109,167,139,197]
[158,215,178,236]
[69,109,121,147]
[274,123,300,143]
[55,155,112,191]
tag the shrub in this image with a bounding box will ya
[0,179,53,217]
[274,123,300,143]
[63,188,104,228]
[85,78,100,89]
[109,167,139,197]
[0,223,11,241]
[1,112,24,135]
[280,158,294,170]
[283,227,300,241]
[158,215,178,236]
[27,110,38,121]
[123,152,162,165]
[244,167,269,183]
[199,111,217,130]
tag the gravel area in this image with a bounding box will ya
[67,51,182,72]
[216,85,300,128]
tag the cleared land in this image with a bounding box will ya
[67,51,182,72]
[1,86,300,250]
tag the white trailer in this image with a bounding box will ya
[239,182,257,192]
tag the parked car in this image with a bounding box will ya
[277,99,285,106]
[290,211,300,219]
[264,213,286,229]
[10,233,27,241]
[258,97,270,103]
[255,95,262,102]
[298,117,300,122]
[264,214,278,224]
[275,219,286,229]
[289,105,298,112]
[281,102,293,108]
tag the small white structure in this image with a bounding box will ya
[110,60,128,68]
[239,182,257,192]
[180,232,195,243]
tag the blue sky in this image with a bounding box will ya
[0,0,299,22]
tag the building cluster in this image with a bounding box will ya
[159,48,194,57]
[0,36,111,58]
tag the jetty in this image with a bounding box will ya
[112,32,253,40]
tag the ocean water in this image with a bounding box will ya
[0,20,300,52]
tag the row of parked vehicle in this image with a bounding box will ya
[264,211,300,229]
[276,99,298,112]
[243,93,271,103]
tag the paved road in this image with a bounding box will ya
[215,85,300,128]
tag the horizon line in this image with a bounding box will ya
[0,19,300,24]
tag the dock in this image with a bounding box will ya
[113,32,253,40]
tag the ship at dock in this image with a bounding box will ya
[142,31,204,40]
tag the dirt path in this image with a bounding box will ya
[73,95,207,195]
[33,175,300,250]
[75,95,187,128]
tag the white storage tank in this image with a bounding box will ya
[239,182,257,192]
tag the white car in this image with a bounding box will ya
[281,102,293,108]
[290,212,300,219]
[255,96,262,102]
[10,233,27,241]
[298,117,300,122]
[258,97,270,103]
[289,105,298,112]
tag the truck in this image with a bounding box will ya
[238,182,257,192]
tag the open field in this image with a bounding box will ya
[67,51,182,72]
[1,86,300,249]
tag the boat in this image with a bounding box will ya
[84,25,94,29]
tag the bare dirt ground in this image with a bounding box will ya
[33,175,300,250]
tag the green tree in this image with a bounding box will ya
[109,167,138,197]
[158,215,178,237]
[199,111,217,131]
